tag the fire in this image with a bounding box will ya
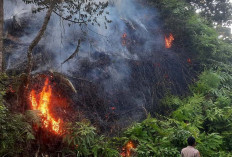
[29,78,61,134]
[121,141,136,157]
[122,33,127,38]
[165,33,174,48]
[122,33,127,46]
[187,58,192,64]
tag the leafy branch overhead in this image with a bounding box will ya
[22,0,111,26]
[24,0,111,77]
[185,0,232,25]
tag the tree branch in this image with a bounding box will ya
[41,2,88,24]
[23,1,55,113]
[62,39,81,65]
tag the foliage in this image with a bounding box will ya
[149,0,232,61]
[0,73,7,100]
[185,0,232,25]
[118,117,180,157]
[2,0,232,156]
[161,70,232,155]
[197,133,223,156]
[115,114,223,157]
[112,68,232,156]
[62,121,119,157]
[190,71,221,95]
[0,74,35,156]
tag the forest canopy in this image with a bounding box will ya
[186,0,232,24]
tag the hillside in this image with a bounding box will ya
[1,0,232,156]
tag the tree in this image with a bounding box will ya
[23,0,109,25]
[26,1,54,78]
[18,0,110,115]
[184,0,232,47]
[0,0,3,73]
[22,0,109,76]
[185,0,232,25]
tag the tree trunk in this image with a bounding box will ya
[22,2,54,112]
[0,0,3,73]
[27,2,54,76]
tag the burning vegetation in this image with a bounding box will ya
[30,78,62,134]
[0,0,203,156]
[121,141,136,157]
[165,33,174,48]
[3,0,195,144]
[122,33,128,46]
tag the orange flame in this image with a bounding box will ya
[165,33,174,48]
[30,78,61,134]
[121,141,136,157]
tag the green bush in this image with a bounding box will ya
[0,74,35,156]
[62,121,119,157]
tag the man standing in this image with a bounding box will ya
[181,136,200,157]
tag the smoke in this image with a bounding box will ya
[4,0,35,19]
[4,0,162,65]
[4,0,190,123]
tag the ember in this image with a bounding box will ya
[29,78,62,134]
[111,107,116,110]
[122,33,127,46]
[122,33,127,38]
[121,141,136,157]
[165,33,174,48]
[187,58,192,63]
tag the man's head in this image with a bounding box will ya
[187,136,196,146]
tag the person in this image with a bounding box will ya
[181,136,200,157]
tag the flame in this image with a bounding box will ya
[122,33,127,46]
[122,33,127,38]
[165,33,174,48]
[29,78,61,134]
[121,141,136,157]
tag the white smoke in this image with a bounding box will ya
[4,0,164,109]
